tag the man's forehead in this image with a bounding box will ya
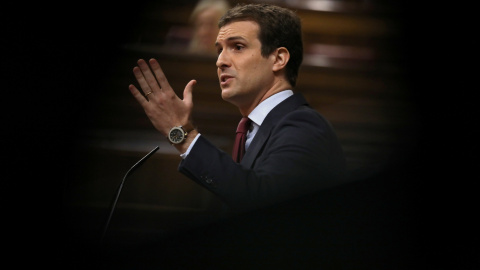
[216,21,259,43]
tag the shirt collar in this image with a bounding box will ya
[248,90,293,126]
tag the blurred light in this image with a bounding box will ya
[286,0,346,12]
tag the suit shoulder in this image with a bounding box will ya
[283,105,331,126]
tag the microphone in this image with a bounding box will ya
[99,146,160,245]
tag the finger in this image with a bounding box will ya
[132,65,154,96]
[183,80,197,108]
[128,84,149,107]
[137,59,162,93]
[149,58,171,91]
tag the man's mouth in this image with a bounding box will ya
[220,74,233,86]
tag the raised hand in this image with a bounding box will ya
[128,58,197,137]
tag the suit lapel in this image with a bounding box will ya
[241,93,308,168]
[241,116,273,168]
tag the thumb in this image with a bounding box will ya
[183,79,197,107]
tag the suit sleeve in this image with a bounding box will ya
[178,108,346,210]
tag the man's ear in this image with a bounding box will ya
[272,47,290,72]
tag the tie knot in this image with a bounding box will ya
[236,117,251,134]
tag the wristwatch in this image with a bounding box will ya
[167,124,194,144]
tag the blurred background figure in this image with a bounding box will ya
[187,0,230,55]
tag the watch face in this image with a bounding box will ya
[169,127,185,144]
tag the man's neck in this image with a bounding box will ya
[239,79,292,116]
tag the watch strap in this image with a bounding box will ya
[181,122,195,134]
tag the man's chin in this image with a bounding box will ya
[221,91,240,106]
[221,88,232,100]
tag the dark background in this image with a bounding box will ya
[5,1,478,268]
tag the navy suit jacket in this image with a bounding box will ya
[179,93,346,210]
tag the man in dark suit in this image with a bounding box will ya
[129,3,346,211]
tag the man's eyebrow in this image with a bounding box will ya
[215,36,247,47]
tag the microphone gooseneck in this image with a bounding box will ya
[99,146,160,245]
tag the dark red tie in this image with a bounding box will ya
[232,117,251,163]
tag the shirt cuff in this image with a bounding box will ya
[180,133,201,159]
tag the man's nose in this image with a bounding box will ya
[216,50,229,69]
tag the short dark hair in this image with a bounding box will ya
[218,3,303,87]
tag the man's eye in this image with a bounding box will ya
[235,44,244,50]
